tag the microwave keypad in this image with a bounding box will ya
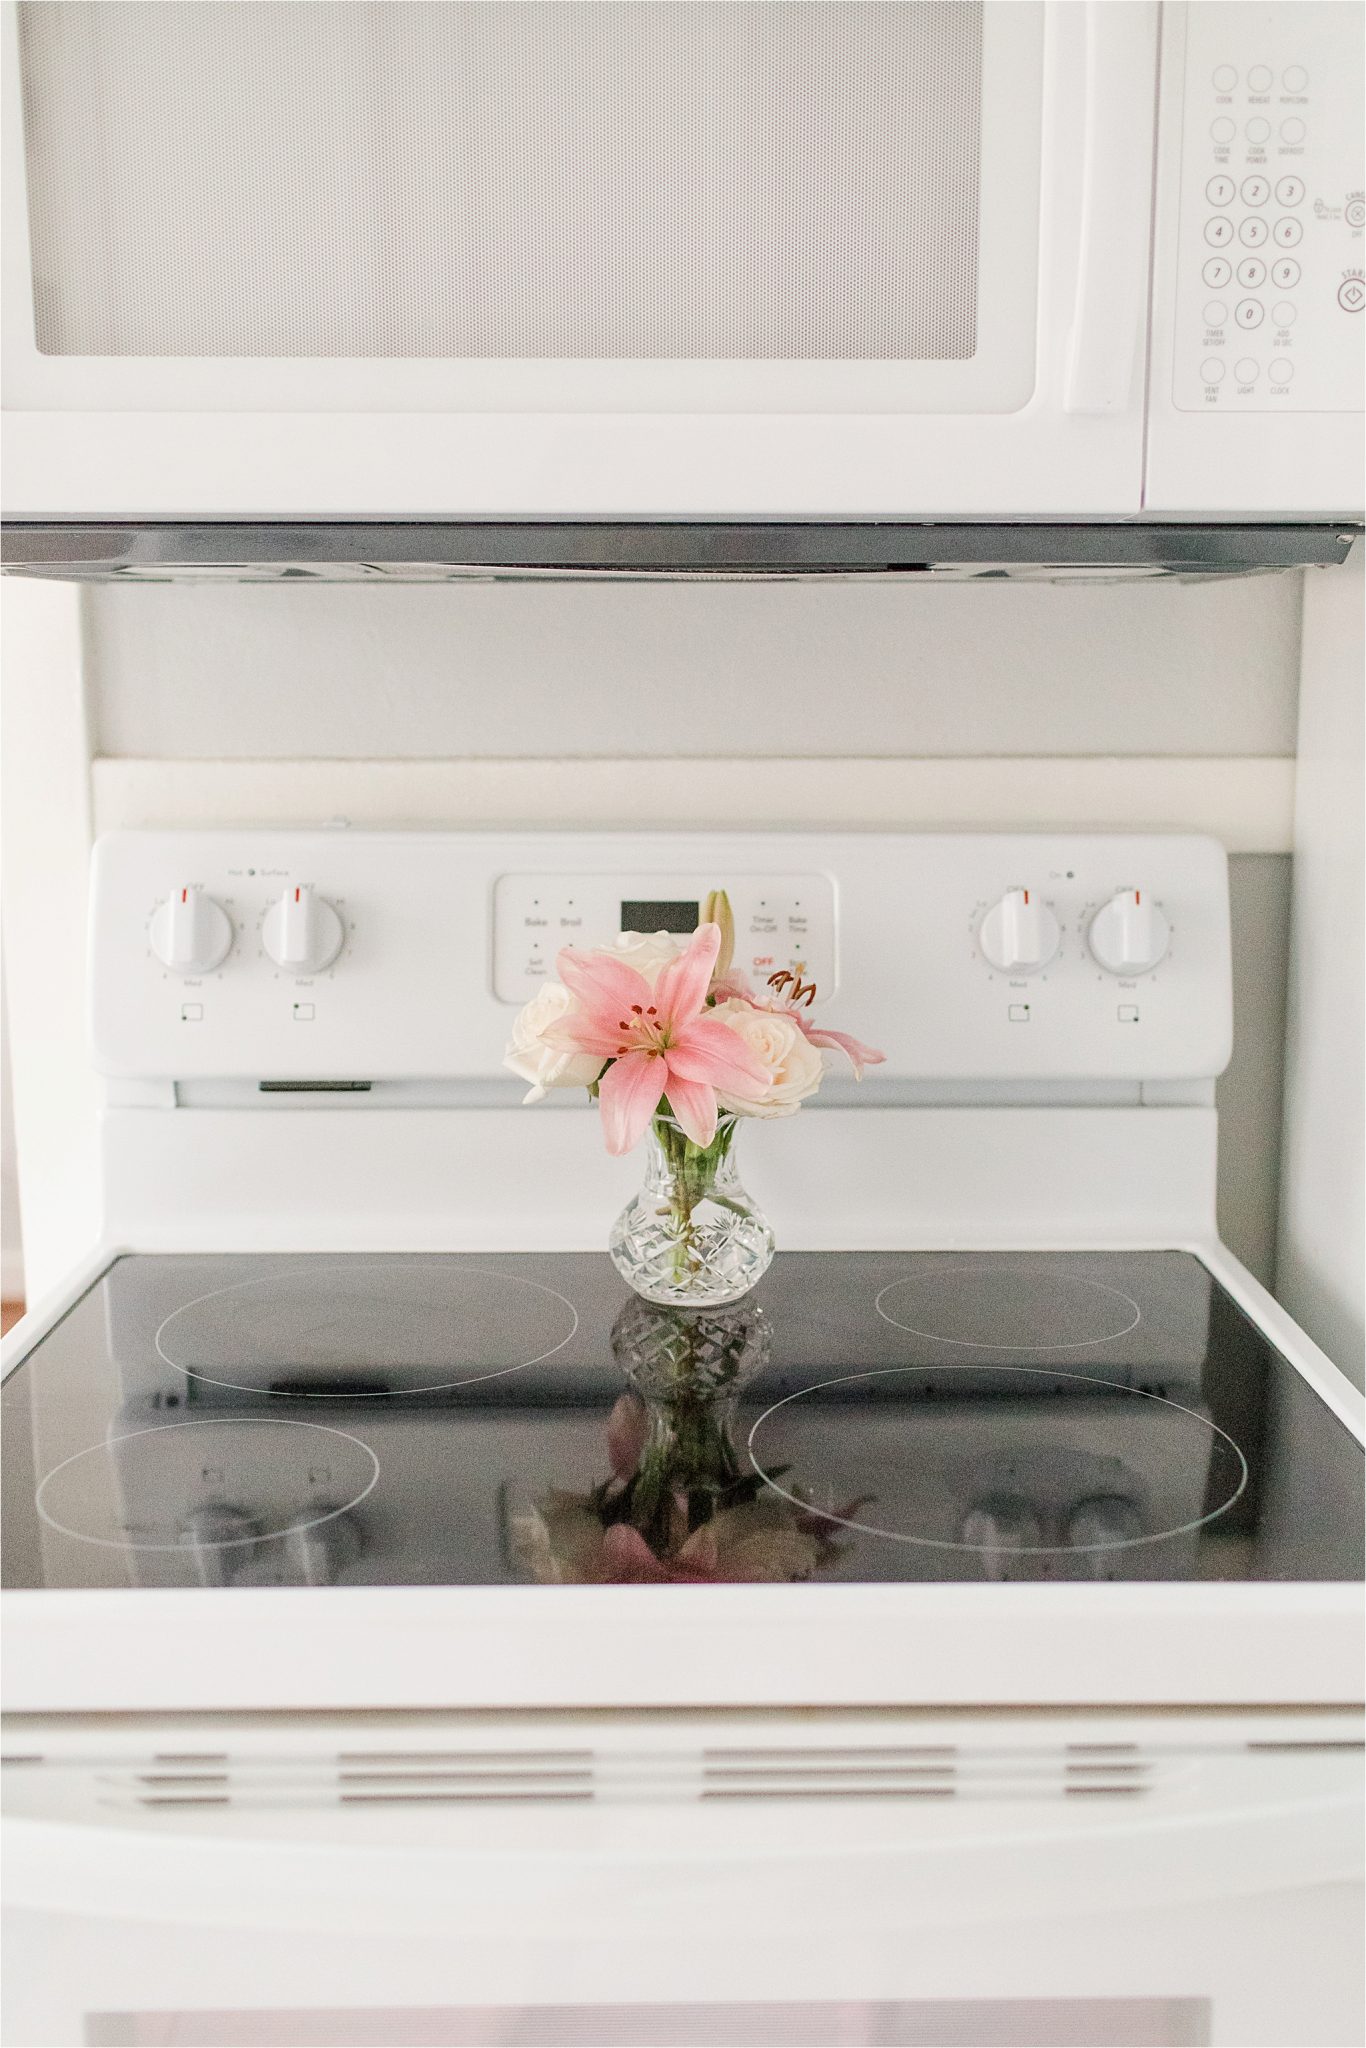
[1175,4,1363,412]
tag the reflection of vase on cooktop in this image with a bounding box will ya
[508,1298,862,1585]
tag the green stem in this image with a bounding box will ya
[654,1110,738,1283]
[621,1383,746,1547]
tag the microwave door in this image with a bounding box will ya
[2,0,1158,520]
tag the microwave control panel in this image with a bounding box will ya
[1174,0,1364,411]
[89,832,1233,1085]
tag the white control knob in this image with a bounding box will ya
[1088,890,1170,975]
[961,1498,1044,1582]
[179,1505,262,1587]
[149,886,233,976]
[979,889,1060,974]
[262,885,344,975]
[282,1508,364,1586]
[1066,1496,1144,1581]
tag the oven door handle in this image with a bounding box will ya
[1063,0,1161,415]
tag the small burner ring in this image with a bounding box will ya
[876,1264,1142,1352]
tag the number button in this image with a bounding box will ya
[1272,257,1301,289]
[1206,176,1236,207]
[1276,177,1305,207]
[1203,256,1233,288]
[1237,257,1267,289]
[1241,177,1270,207]
[1236,300,1265,328]
[1274,218,1303,247]
[1239,217,1269,248]
[1205,217,1235,247]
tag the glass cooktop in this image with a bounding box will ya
[3,1252,1361,1591]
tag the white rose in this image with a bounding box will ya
[503,981,603,1102]
[596,929,683,986]
[712,998,826,1119]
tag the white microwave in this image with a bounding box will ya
[2,0,1361,523]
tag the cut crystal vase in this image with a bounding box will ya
[608,1114,776,1307]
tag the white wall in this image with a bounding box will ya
[1,972,23,1298]
[85,572,1301,760]
[1,579,100,1303]
[1277,556,1365,1388]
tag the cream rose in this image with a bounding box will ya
[712,997,826,1118]
[503,981,603,1102]
[597,929,684,985]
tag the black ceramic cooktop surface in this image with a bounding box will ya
[3,1252,1361,1590]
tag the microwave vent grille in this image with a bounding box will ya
[3,524,1356,583]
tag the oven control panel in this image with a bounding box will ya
[491,871,835,1005]
[89,831,1233,1083]
[1173,0,1364,412]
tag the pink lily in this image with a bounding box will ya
[605,1392,649,1482]
[598,1523,722,1583]
[794,1016,887,1081]
[547,922,770,1155]
[710,974,887,1081]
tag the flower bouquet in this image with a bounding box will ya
[504,892,884,1305]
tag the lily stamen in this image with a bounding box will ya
[768,969,819,1007]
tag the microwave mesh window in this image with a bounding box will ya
[17,0,983,362]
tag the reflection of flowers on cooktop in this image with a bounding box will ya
[509,1297,863,1584]
[875,1262,1141,1351]
[155,1261,578,1397]
[35,1416,379,1560]
[747,1365,1248,1566]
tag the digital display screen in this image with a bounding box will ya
[621,899,699,935]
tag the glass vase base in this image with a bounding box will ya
[609,1202,775,1307]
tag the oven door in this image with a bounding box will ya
[3,1707,1363,2048]
[1,0,1159,518]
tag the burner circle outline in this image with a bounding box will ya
[154,1260,579,1397]
[875,1265,1142,1352]
[746,1364,1248,1555]
[35,1415,381,1553]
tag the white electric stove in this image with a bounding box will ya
[3,830,1362,2048]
